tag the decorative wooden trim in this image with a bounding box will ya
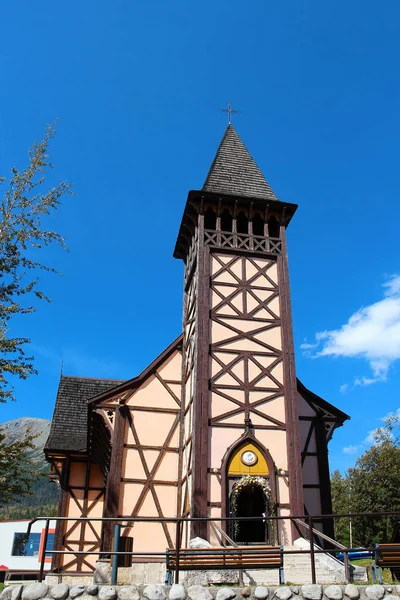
[153,372,181,406]
[211,422,285,430]
[122,478,178,486]
[102,405,127,551]
[89,335,183,405]
[191,212,210,539]
[126,409,179,548]
[52,456,70,571]
[124,444,179,452]
[278,225,304,526]
[301,420,316,466]
[315,415,335,541]
[126,405,179,414]
[220,433,277,530]
[177,285,188,518]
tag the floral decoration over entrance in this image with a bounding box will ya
[230,474,276,543]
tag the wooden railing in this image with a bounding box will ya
[204,230,282,254]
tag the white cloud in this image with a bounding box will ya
[343,444,362,455]
[342,407,400,455]
[363,430,378,445]
[354,376,381,387]
[339,383,349,393]
[382,407,400,420]
[304,274,400,382]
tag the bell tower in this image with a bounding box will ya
[174,125,304,541]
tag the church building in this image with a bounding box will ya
[45,124,349,575]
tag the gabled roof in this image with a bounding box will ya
[88,334,183,405]
[45,376,125,454]
[297,378,350,442]
[45,335,183,455]
[202,124,279,201]
[297,378,350,423]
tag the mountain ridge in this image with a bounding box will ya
[0,417,59,520]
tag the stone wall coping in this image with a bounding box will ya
[1,583,400,600]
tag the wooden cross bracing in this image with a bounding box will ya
[209,254,286,430]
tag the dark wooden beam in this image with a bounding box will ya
[278,224,305,532]
[102,405,127,552]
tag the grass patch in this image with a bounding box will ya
[350,559,393,583]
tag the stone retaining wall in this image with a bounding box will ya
[1,582,400,600]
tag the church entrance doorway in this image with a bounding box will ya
[231,482,266,543]
[224,440,277,545]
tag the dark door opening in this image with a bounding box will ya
[232,484,266,544]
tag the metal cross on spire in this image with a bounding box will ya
[221,101,239,124]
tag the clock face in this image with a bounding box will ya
[241,450,258,466]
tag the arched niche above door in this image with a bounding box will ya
[228,441,270,476]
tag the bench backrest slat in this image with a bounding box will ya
[376,543,400,567]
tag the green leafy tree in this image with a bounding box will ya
[331,469,351,546]
[0,124,71,504]
[332,416,400,547]
[0,123,72,403]
[349,415,400,546]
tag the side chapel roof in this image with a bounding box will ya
[297,378,350,441]
[202,124,279,201]
[45,376,125,454]
[45,335,183,455]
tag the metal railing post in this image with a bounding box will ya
[343,549,351,583]
[175,519,181,584]
[39,519,50,583]
[111,524,121,586]
[308,516,316,584]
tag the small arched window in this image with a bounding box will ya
[236,211,248,234]
[253,212,264,237]
[221,208,233,232]
[268,215,280,238]
[204,207,217,230]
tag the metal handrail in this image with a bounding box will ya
[26,511,400,586]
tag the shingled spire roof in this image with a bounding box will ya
[202,124,279,201]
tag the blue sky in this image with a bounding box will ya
[1,0,399,473]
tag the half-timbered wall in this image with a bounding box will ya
[180,248,197,545]
[120,350,182,552]
[207,252,293,541]
[58,460,105,572]
[105,349,183,554]
[298,389,336,540]
[298,392,322,517]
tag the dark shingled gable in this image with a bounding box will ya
[45,376,125,454]
[202,124,279,201]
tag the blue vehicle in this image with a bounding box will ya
[337,549,373,561]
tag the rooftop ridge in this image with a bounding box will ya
[202,124,279,201]
[60,375,126,382]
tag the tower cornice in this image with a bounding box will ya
[174,189,298,261]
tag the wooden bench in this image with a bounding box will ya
[371,544,400,583]
[4,570,41,586]
[166,545,284,585]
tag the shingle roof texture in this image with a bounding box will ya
[202,124,279,201]
[45,376,124,453]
